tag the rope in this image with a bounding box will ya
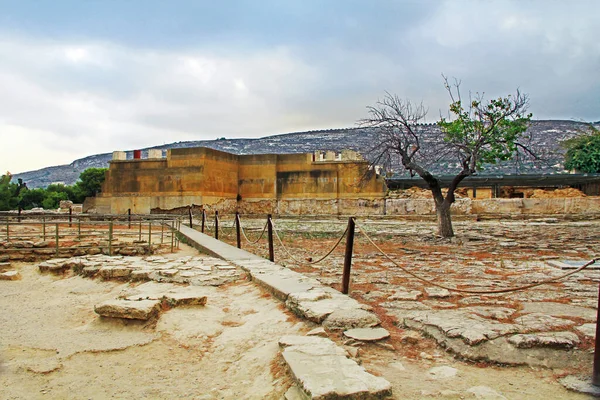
[354,221,599,295]
[215,215,234,238]
[239,217,268,244]
[270,218,348,265]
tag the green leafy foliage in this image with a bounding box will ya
[563,126,600,173]
[0,168,107,211]
[438,94,532,171]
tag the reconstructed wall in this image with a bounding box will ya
[98,147,386,214]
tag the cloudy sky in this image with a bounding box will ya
[0,0,598,174]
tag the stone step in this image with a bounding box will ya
[279,335,392,399]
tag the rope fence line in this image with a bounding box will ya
[269,218,348,266]
[354,220,599,295]
[238,217,268,244]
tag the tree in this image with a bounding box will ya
[73,168,107,202]
[361,77,532,238]
[0,172,18,211]
[563,126,600,173]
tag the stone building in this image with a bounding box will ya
[93,147,386,215]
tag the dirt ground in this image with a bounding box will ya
[1,219,598,399]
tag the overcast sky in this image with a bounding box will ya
[0,0,598,174]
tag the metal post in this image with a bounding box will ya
[267,214,274,262]
[593,280,600,386]
[55,223,59,256]
[108,221,113,256]
[188,205,193,228]
[201,209,205,233]
[128,208,131,229]
[215,211,219,240]
[235,212,241,249]
[341,217,356,295]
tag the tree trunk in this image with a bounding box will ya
[435,201,454,238]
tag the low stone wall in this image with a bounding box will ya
[98,194,600,218]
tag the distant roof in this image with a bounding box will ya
[386,173,600,189]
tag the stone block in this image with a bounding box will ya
[94,299,161,320]
[0,270,21,280]
[279,335,392,399]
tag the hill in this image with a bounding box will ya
[14,120,597,188]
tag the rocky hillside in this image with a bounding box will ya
[14,120,597,188]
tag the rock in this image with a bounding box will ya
[343,327,390,342]
[163,287,207,307]
[389,289,422,301]
[284,386,310,400]
[575,323,596,339]
[33,241,49,248]
[306,327,328,337]
[559,375,600,396]
[507,332,580,349]
[400,331,422,344]
[397,309,519,345]
[87,247,102,255]
[131,269,152,281]
[0,270,21,280]
[515,313,575,332]
[466,386,507,399]
[425,287,452,298]
[279,335,392,399]
[94,299,161,320]
[521,302,596,322]
[322,309,380,331]
[118,247,138,256]
[428,366,458,379]
[81,266,100,277]
[0,254,9,262]
[99,266,131,279]
[159,269,179,277]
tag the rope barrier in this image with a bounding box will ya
[270,219,348,265]
[355,221,599,295]
[239,217,268,244]
[215,215,235,238]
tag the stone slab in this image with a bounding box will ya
[279,335,392,399]
[560,375,600,397]
[94,299,161,320]
[0,270,21,280]
[344,327,390,342]
[323,308,381,331]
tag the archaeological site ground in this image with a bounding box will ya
[1,210,600,399]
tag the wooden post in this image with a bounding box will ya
[215,211,219,240]
[55,223,59,256]
[6,217,9,240]
[108,221,113,256]
[170,220,174,253]
[78,217,81,240]
[138,218,142,241]
[201,209,206,233]
[148,220,152,245]
[267,214,274,262]
[69,207,72,227]
[235,212,241,249]
[161,220,164,244]
[128,208,131,229]
[42,215,46,241]
[341,217,356,295]
[188,206,193,228]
